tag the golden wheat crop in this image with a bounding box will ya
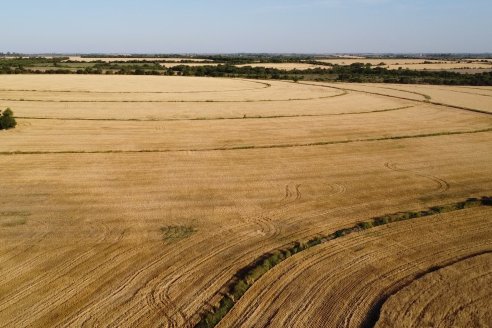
[220,207,492,327]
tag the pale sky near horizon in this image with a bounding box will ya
[1,0,491,54]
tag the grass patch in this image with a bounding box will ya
[1,210,31,217]
[161,225,196,241]
[2,218,27,227]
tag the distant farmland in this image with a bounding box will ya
[0,74,491,327]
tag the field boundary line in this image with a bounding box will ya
[193,197,492,327]
[0,79,271,95]
[428,87,492,98]
[360,84,432,101]
[296,81,492,116]
[0,91,347,104]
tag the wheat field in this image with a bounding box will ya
[220,207,492,327]
[0,75,491,327]
[67,56,492,70]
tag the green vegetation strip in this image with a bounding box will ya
[195,196,492,328]
[1,127,491,156]
[2,218,27,227]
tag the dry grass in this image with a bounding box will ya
[0,75,491,327]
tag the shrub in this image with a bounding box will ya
[245,265,266,284]
[430,206,446,213]
[268,251,284,265]
[482,196,492,206]
[374,216,389,226]
[291,241,306,254]
[0,108,17,130]
[334,228,353,238]
[230,279,249,301]
[200,296,234,328]
[306,236,323,247]
[357,221,374,230]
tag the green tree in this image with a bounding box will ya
[0,108,17,130]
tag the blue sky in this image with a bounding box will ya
[1,0,491,53]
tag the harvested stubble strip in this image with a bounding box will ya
[15,105,414,122]
[1,127,492,156]
[375,252,492,328]
[194,196,492,328]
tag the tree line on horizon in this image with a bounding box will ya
[1,57,491,86]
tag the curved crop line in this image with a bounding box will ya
[461,86,492,93]
[0,87,266,95]
[0,91,346,103]
[366,250,492,328]
[15,105,415,122]
[429,87,492,98]
[363,85,432,101]
[0,83,345,104]
[237,79,272,89]
[1,127,490,156]
[0,79,271,95]
[384,162,450,193]
[194,197,492,328]
[310,82,492,116]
